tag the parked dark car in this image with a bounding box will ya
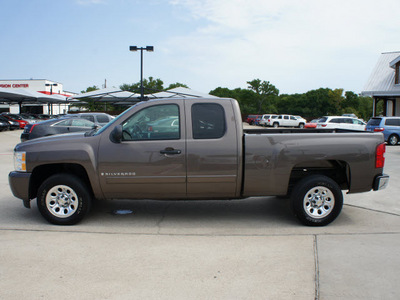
[366,116,400,145]
[65,113,114,126]
[1,114,28,129]
[0,115,19,130]
[246,114,262,125]
[0,118,10,131]
[20,117,98,142]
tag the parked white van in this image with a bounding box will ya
[316,116,366,131]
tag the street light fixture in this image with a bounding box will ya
[129,46,154,100]
[45,83,58,115]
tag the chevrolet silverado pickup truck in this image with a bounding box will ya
[9,97,389,226]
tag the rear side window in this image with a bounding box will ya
[192,103,226,139]
[81,115,95,122]
[319,117,328,122]
[353,119,364,125]
[329,118,341,123]
[71,119,94,127]
[385,118,400,126]
[56,119,72,126]
[97,115,110,123]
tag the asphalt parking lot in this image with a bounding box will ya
[0,128,399,300]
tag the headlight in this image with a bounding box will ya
[14,151,26,172]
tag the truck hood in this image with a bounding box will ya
[16,132,88,151]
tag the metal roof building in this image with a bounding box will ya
[362,51,400,116]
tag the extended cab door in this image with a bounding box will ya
[185,99,240,198]
[97,101,186,199]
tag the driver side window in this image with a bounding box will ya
[121,104,180,141]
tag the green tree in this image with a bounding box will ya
[166,82,189,90]
[80,85,99,94]
[210,87,259,117]
[120,77,164,94]
[357,96,374,120]
[247,79,279,113]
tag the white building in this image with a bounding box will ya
[362,51,400,117]
[0,79,76,115]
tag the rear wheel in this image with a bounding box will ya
[291,175,343,226]
[388,134,399,146]
[273,122,279,128]
[37,174,91,225]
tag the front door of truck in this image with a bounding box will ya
[97,101,186,199]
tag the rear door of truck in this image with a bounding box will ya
[184,99,241,198]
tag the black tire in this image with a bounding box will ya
[388,134,399,146]
[37,174,91,225]
[291,175,343,226]
[273,122,279,128]
[298,123,305,128]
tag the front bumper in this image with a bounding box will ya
[373,174,389,191]
[9,171,31,207]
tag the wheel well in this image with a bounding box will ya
[29,164,93,200]
[288,160,349,194]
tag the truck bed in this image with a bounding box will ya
[242,128,384,196]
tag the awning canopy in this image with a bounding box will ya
[69,87,218,105]
[0,87,69,104]
[0,87,37,104]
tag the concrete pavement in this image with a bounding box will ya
[0,129,399,299]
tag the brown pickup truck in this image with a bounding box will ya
[9,97,389,226]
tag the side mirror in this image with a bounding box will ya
[110,125,122,143]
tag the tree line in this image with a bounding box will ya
[210,79,375,121]
[77,77,377,120]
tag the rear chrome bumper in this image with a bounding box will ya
[373,174,389,191]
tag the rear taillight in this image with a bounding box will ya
[374,128,384,132]
[376,143,386,168]
[147,126,153,132]
[29,124,37,133]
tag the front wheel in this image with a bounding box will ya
[291,175,343,226]
[273,122,279,128]
[37,174,92,225]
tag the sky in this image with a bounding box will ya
[1,0,400,95]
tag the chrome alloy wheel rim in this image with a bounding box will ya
[46,185,79,218]
[303,186,335,219]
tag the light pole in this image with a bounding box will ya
[129,46,154,100]
[45,83,58,115]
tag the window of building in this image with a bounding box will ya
[396,63,400,85]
